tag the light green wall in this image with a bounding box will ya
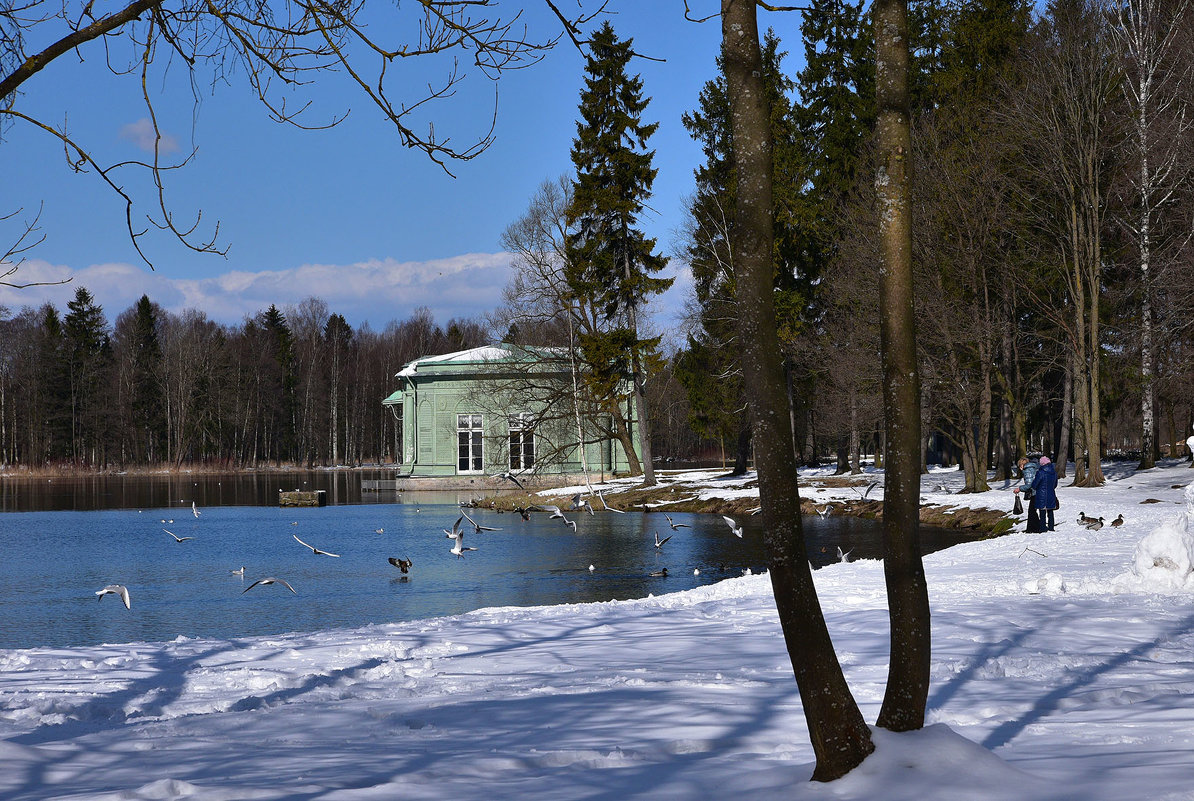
[384,350,638,479]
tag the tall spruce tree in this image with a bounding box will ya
[566,21,672,486]
[679,29,810,474]
[63,288,112,464]
[258,304,298,465]
[129,295,167,463]
[34,304,71,462]
[796,0,874,240]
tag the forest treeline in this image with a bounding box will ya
[665,0,1194,491]
[0,293,497,469]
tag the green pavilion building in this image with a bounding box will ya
[382,345,641,487]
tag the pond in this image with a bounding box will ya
[0,472,987,649]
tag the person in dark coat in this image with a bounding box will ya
[1030,455,1059,532]
[1014,456,1041,533]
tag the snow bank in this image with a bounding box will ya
[1117,480,1194,591]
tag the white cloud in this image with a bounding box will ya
[0,254,516,330]
[119,118,180,155]
[0,252,691,339]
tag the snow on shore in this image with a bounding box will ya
[3,461,1194,800]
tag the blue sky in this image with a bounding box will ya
[1,2,806,343]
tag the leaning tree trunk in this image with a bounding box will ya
[1057,352,1073,479]
[626,301,657,486]
[721,0,873,781]
[874,0,931,733]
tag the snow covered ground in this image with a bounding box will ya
[3,460,1194,800]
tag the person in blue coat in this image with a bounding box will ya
[1030,455,1060,532]
[1014,456,1040,533]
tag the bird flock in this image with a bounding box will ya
[92,483,863,618]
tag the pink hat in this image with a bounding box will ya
[1039,456,1051,465]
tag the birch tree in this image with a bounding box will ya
[1112,0,1194,469]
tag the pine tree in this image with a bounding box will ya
[258,304,298,464]
[796,0,874,220]
[565,21,672,485]
[128,295,166,463]
[679,29,810,473]
[34,304,71,462]
[63,287,112,464]
[324,313,354,466]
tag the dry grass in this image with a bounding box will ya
[482,474,1014,535]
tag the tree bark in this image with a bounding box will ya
[873,0,931,733]
[721,0,873,781]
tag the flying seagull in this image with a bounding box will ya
[837,546,854,563]
[852,482,880,500]
[192,501,201,518]
[571,494,595,515]
[293,534,340,557]
[461,510,501,534]
[164,528,194,543]
[96,584,131,610]
[816,504,833,519]
[721,515,744,538]
[445,529,478,558]
[543,505,565,520]
[664,514,690,531]
[653,530,672,548]
[388,557,413,574]
[242,577,297,594]
[498,471,526,490]
[597,491,625,513]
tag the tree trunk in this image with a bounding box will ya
[627,304,656,486]
[874,0,931,733]
[849,389,862,474]
[732,412,752,476]
[721,0,873,781]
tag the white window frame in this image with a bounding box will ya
[508,413,535,470]
[457,413,484,474]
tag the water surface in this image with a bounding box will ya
[0,473,986,649]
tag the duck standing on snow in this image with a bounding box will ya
[1110,514,1125,527]
[1029,456,1059,532]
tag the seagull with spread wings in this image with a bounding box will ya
[445,516,478,558]
[597,491,625,513]
[293,534,340,557]
[164,528,194,543]
[653,530,672,548]
[721,516,743,538]
[242,577,297,594]
[498,471,526,490]
[664,514,690,531]
[96,584,131,609]
[571,494,595,515]
[461,510,501,534]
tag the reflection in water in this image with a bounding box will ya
[0,474,992,650]
[0,471,400,512]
